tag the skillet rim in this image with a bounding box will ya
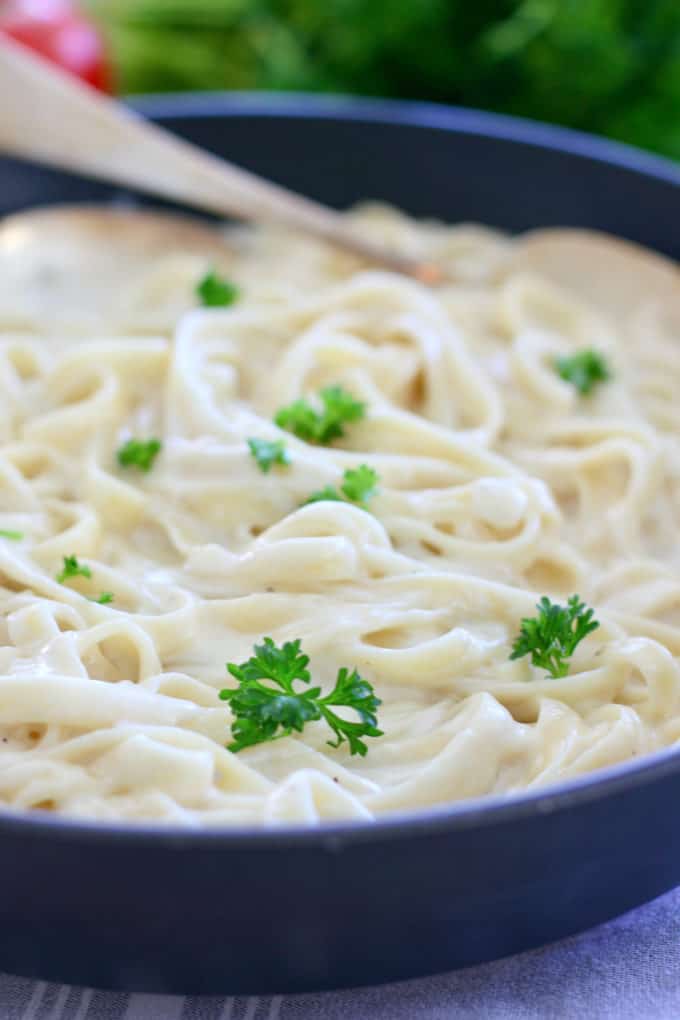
[1,90,679,849]
[129,91,680,186]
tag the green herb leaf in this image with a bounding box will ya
[555,349,610,395]
[196,270,239,307]
[0,529,23,540]
[340,464,379,504]
[275,385,365,444]
[304,484,345,505]
[117,438,162,473]
[220,636,382,755]
[510,595,599,679]
[57,555,92,584]
[93,592,114,605]
[316,666,383,756]
[304,465,379,508]
[247,437,290,473]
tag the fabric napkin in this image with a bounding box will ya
[3,885,680,1019]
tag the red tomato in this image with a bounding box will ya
[0,0,111,92]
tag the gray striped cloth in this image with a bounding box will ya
[4,885,680,1019]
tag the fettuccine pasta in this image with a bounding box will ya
[0,202,678,826]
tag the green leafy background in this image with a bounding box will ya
[87,0,680,159]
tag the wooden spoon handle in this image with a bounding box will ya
[0,39,439,281]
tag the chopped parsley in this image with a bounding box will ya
[247,437,290,473]
[57,556,91,584]
[339,464,379,504]
[220,637,382,756]
[305,484,345,505]
[275,385,365,445]
[555,349,610,395]
[93,592,114,605]
[0,529,23,540]
[510,595,600,679]
[196,270,239,307]
[305,465,379,509]
[117,438,162,473]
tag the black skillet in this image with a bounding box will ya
[0,94,679,995]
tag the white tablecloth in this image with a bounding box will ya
[4,886,680,1019]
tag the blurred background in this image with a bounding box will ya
[3,1,680,159]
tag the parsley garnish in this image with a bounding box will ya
[305,465,379,508]
[247,437,290,473]
[196,270,239,307]
[339,464,378,503]
[220,637,382,756]
[93,592,114,605]
[305,485,345,505]
[0,529,23,540]
[555,349,610,395]
[57,555,91,584]
[117,438,162,473]
[510,595,599,679]
[275,385,365,444]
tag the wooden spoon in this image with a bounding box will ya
[0,38,441,284]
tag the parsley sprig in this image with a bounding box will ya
[555,349,610,395]
[510,595,599,679]
[305,485,344,506]
[275,385,365,444]
[56,557,112,603]
[57,555,91,584]
[306,464,379,509]
[196,270,239,307]
[339,464,379,503]
[220,637,382,756]
[247,437,290,473]
[117,438,162,473]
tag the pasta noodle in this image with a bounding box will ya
[0,202,678,826]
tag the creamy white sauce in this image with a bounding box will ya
[0,204,677,826]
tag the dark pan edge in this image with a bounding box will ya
[128,91,680,187]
